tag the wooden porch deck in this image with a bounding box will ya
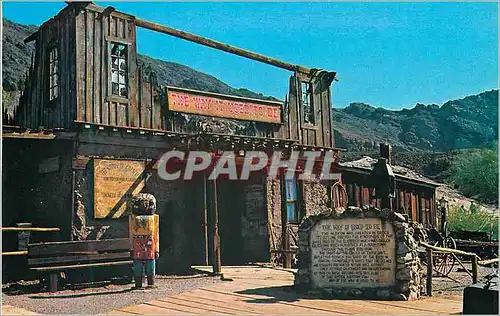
[107,266,463,315]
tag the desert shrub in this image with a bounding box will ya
[449,143,498,204]
[447,205,498,240]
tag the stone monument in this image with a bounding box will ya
[294,205,424,300]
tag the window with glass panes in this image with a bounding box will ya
[110,42,128,97]
[48,47,59,101]
[285,178,299,223]
[301,82,314,124]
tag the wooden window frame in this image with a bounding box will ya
[284,176,301,224]
[106,38,131,103]
[47,43,60,106]
[299,81,315,126]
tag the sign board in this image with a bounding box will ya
[166,86,282,124]
[93,159,145,219]
[309,217,396,288]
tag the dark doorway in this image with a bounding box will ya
[217,180,244,265]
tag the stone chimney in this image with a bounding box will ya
[379,143,392,165]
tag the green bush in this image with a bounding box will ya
[449,143,498,204]
[447,205,498,240]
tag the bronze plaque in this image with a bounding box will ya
[93,159,145,219]
[166,86,282,124]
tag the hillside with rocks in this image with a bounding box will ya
[2,18,498,155]
[333,90,498,152]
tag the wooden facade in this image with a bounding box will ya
[3,2,343,273]
[13,3,337,149]
[339,161,439,228]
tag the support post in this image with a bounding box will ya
[472,255,478,284]
[283,231,292,269]
[426,248,433,296]
[49,273,58,292]
[202,172,209,266]
[208,178,221,275]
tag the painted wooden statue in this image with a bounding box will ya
[129,193,159,289]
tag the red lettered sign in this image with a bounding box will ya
[166,86,282,124]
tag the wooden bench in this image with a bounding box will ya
[28,238,133,292]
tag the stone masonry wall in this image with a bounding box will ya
[294,205,424,301]
[267,178,282,252]
[302,179,331,216]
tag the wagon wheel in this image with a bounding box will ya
[433,237,457,276]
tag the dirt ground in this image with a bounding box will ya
[428,262,497,297]
[2,263,496,314]
[2,274,222,314]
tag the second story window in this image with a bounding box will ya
[111,42,128,98]
[301,82,314,124]
[48,47,59,102]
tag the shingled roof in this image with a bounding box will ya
[338,156,441,187]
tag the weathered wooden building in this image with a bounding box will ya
[338,147,440,229]
[3,2,344,272]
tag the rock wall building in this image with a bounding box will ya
[2,2,344,272]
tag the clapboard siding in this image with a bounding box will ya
[75,6,140,128]
[15,6,77,129]
[13,2,336,149]
[342,171,438,228]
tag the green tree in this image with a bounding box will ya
[450,142,498,204]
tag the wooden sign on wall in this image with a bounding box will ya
[166,86,282,124]
[93,159,145,219]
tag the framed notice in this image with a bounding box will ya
[93,159,146,219]
[166,86,282,124]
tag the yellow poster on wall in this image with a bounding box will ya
[93,159,145,219]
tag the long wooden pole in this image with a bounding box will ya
[135,18,313,75]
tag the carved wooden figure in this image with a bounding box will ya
[128,193,159,289]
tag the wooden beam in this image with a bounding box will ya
[30,260,133,272]
[2,227,60,232]
[478,258,499,266]
[135,18,314,74]
[2,251,28,256]
[420,241,481,260]
[24,31,39,43]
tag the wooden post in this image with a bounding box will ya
[283,231,292,269]
[70,170,76,241]
[49,273,58,292]
[472,255,478,284]
[209,178,221,275]
[426,248,433,296]
[202,172,209,266]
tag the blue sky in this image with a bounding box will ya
[2,1,498,109]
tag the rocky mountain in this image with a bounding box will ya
[2,18,498,154]
[2,19,37,91]
[333,90,498,152]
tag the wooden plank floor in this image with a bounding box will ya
[107,266,463,315]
